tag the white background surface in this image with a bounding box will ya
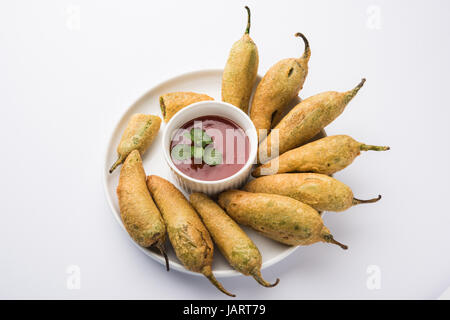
[1,0,449,299]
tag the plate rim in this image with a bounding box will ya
[102,68,299,278]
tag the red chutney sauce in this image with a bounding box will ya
[170,115,250,181]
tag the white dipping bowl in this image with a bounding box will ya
[162,101,257,195]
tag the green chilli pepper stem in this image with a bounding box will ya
[244,6,251,34]
[251,270,280,288]
[323,234,348,250]
[155,240,169,272]
[295,32,311,60]
[353,195,382,205]
[109,156,124,174]
[202,266,235,297]
[360,144,390,151]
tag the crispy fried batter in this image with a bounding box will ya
[222,6,259,113]
[254,135,389,176]
[147,175,234,297]
[218,190,347,249]
[110,114,161,173]
[117,151,168,269]
[258,79,366,163]
[190,193,279,287]
[250,33,310,142]
[244,173,381,212]
[159,92,213,122]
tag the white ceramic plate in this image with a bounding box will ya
[103,69,298,277]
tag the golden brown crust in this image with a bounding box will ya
[305,128,327,144]
[222,34,259,113]
[218,190,324,246]
[159,92,213,122]
[253,135,361,176]
[189,193,262,275]
[243,173,354,212]
[250,33,310,142]
[116,150,166,248]
[110,114,161,173]
[250,57,309,142]
[258,81,364,163]
[147,177,235,296]
[146,175,213,273]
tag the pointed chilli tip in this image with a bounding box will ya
[251,271,280,288]
[262,277,280,288]
[345,78,366,101]
[156,241,170,272]
[272,278,280,287]
[203,269,236,297]
[354,78,366,92]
